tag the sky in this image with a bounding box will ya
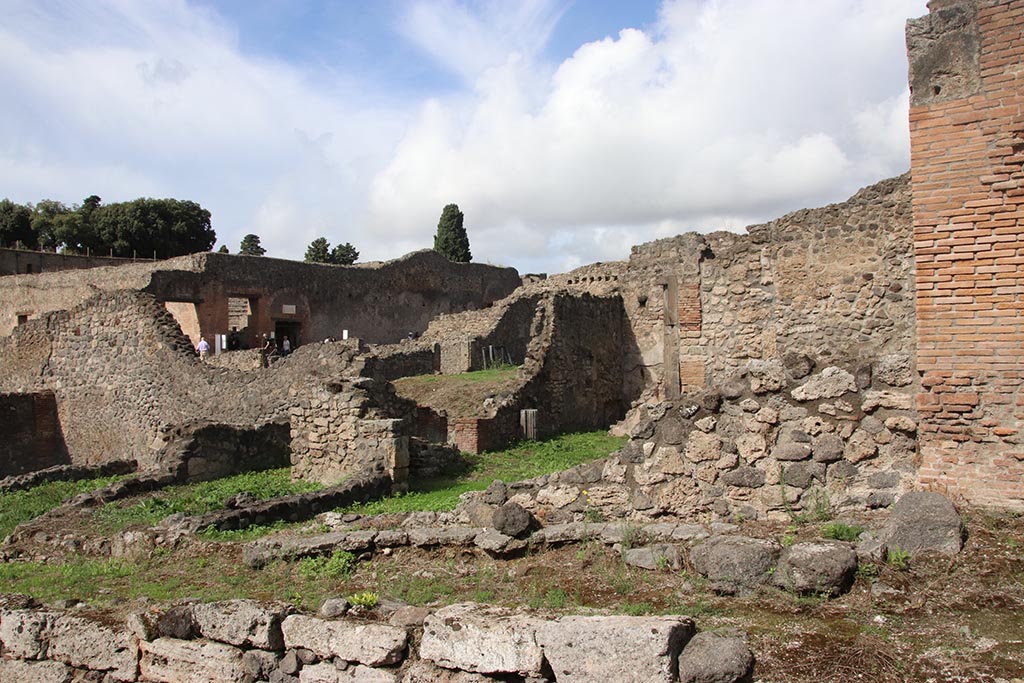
[1,0,929,275]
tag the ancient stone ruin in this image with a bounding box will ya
[0,2,1022,681]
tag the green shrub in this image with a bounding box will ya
[348,590,379,607]
[299,551,357,580]
[887,546,911,571]
[821,522,865,542]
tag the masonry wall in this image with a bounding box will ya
[0,392,68,477]
[908,0,1024,509]
[0,292,364,469]
[0,246,144,276]
[0,249,521,346]
[620,176,916,402]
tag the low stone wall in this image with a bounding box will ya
[462,354,918,524]
[0,600,753,683]
[0,460,136,494]
[0,391,67,477]
[289,379,410,489]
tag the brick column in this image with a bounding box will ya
[908,0,1024,508]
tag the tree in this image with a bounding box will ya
[0,199,35,248]
[305,237,359,265]
[30,200,72,250]
[91,198,215,258]
[433,203,471,262]
[239,233,266,256]
[217,244,229,254]
[330,242,359,265]
[304,237,331,263]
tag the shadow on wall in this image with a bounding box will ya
[0,392,69,477]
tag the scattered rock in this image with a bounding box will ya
[624,544,683,571]
[882,492,965,555]
[492,502,532,538]
[690,536,781,594]
[677,631,755,683]
[791,367,856,401]
[772,541,857,596]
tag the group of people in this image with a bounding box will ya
[195,333,291,366]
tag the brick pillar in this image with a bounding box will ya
[908,0,1024,508]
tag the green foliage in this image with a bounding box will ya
[299,550,357,581]
[347,590,379,607]
[0,196,215,256]
[821,522,865,542]
[529,587,569,609]
[617,601,654,616]
[782,525,798,547]
[217,244,229,253]
[433,203,471,262]
[0,475,126,539]
[0,198,34,247]
[304,237,332,263]
[341,431,627,516]
[887,546,911,571]
[239,233,266,256]
[304,237,359,265]
[331,242,359,265]
[98,468,321,531]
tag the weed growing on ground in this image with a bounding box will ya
[821,522,865,542]
[340,431,626,515]
[348,590,379,608]
[0,474,126,538]
[97,468,321,531]
[298,550,357,581]
[887,546,911,571]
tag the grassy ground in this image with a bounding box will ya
[340,430,627,515]
[0,475,126,539]
[391,366,521,417]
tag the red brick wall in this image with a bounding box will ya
[910,0,1024,508]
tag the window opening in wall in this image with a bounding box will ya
[17,314,29,325]
[227,296,253,332]
[24,264,33,274]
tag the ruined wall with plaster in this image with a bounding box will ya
[463,354,919,524]
[0,249,521,346]
[907,0,1024,509]
[620,175,915,401]
[0,291,364,469]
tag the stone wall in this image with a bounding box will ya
[0,291,365,469]
[0,600,752,683]
[0,246,145,276]
[289,379,410,489]
[0,249,521,347]
[620,175,915,401]
[0,392,68,477]
[462,353,918,524]
[907,0,1024,509]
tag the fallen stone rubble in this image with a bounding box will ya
[0,599,755,683]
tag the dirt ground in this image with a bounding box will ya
[3,500,1022,683]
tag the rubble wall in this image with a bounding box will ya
[620,175,915,400]
[0,250,521,346]
[0,392,68,477]
[0,601,751,683]
[907,0,1024,509]
[466,355,919,525]
[0,291,363,469]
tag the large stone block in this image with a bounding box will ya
[420,603,545,676]
[139,637,248,683]
[47,613,138,681]
[772,541,857,596]
[677,632,755,683]
[281,615,407,667]
[299,662,399,683]
[882,492,965,555]
[0,658,72,683]
[536,615,694,683]
[0,609,52,659]
[690,536,781,594]
[192,599,289,650]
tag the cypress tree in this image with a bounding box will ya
[433,203,471,262]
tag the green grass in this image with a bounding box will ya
[341,430,627,515]
[821,522,865,542]
[402,366,519,385]
[0,475,126,539]
[97,468,322,532]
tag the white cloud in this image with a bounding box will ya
[0,0,928,275]
[368,0,926,272]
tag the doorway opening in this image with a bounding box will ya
[275,320,301,354]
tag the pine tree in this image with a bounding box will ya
[239,233,266,256]
[433,203,471,262]
[304,237,331,263]
[331,242,359,265]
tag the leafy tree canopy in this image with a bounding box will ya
[304,237,359,265]
[433,203,471,262]
[0,196,215,258]
[239,233,266,256]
